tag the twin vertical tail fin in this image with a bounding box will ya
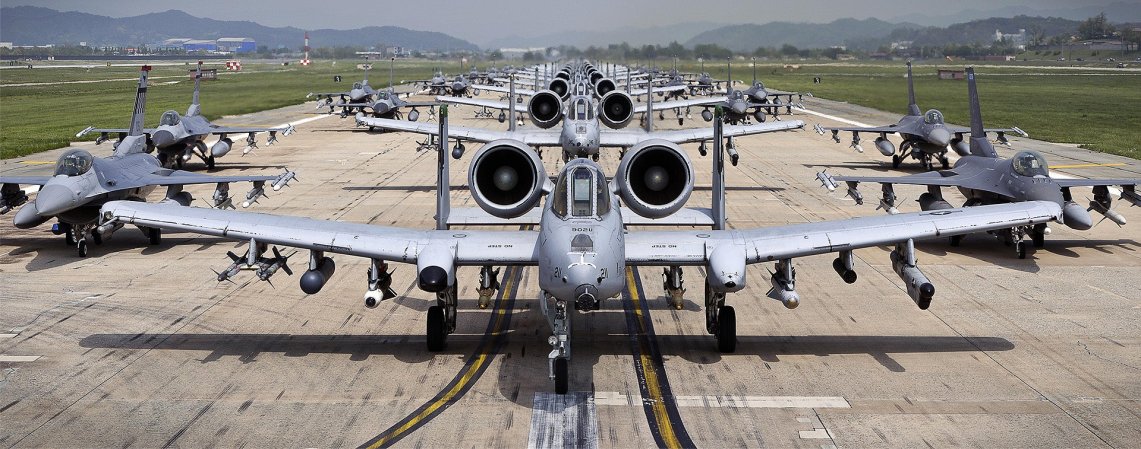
[965,67,998,158]
[906,61,921,116]
[128,66,151,136]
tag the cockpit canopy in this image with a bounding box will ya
[159,110,181,126]
[1012,151,1050,177]
[54,149,94,177]
[573,98,593,120]
[923,109,944,125]
[352,82,363,90]
[552,165,610,219]
[730,90,744,100]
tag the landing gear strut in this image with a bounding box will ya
[542,292,571,394]
[426,283,458,351]
[662,266,685,309]
[705,282,735,353]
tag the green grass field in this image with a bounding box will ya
[0,60,439,159]
[1,59,1138,160]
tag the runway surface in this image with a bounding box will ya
[1,86,1139,448]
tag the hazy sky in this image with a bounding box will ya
[5,0,1130,45]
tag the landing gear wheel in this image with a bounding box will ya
[716,306,736,353]
[553,358,569,395]
[949,235,962,247]
[92,230,103,245]
[891,154,902,169]
[147,227,161,245]
[76,239,89,258]
[206,155,216,169]
[65,228,77,246]
[157,153,171,168]
[426,305,446,351]
[1016,241,1027,259]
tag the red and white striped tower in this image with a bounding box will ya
[300,32,311,66]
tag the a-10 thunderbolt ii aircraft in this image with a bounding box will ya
[0,66,296,257]
[816,67,1139,258]
[813,61,1026,170]
[78,62,294,170]
[99,105,1060,393]
[358,62,796,163]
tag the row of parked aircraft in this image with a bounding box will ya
[1,60,1136,394]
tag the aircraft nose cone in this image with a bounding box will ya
[151,129,175,148]
[372,102,391,115]
[731,102,747,115]
[929,128,952,147]
[35,184,80,216]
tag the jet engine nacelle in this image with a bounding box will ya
[949,136,970,156]
[614,139,694,219]
[548,78,570,99]
[918,192,953,211]
[468,139,546,219]
[210,138,234,158]
[874,137,896,157]
[528,90,564,129]
[598,91,634,129]
[593,77,616,96]
[588,71,604,86]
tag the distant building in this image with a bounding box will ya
[937,69,965,80]
[994,29,1027,49]
[183,40,218,52]
[499,47,547,59]
[891,41,914,51]
[0,42,12,49]
[217,38,256,54]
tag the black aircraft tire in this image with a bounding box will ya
[77,239,88,258]
[92,231,103,245]
[554,358,569,395]
[206,156,216,169]
[148,227,161,245]
[716,306,737,353]
[1017,242,1027,259]
[892,154,902,169]
[949,235,963,247]
[65,228,77,246]
[426,305,446,351]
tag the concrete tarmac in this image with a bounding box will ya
[1,87,1139,448]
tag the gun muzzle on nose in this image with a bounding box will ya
[574,284,599,311]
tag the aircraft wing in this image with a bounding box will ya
[123,169,289,190]
[598,120,805,147]
[821,124,902,134]
[634,97,725,114]
[945,126,1028,138]
[472,84,537,97]
[307,92,347,98]
[629,85,687,97]
[624,201,1061,265]
[829,169,999,192]
[76,127,156,138]
[1053,178,1141,188]
[354,115,561,146]
[0,175,52,186]
[99,201,539,266]
[435,96,528,114]
[205,124,293,135]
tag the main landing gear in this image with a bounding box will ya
[705,282,737,353]
[542,293,571,394]
[426,283,458,351]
